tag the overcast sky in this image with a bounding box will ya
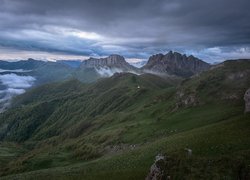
[0,0,250,63]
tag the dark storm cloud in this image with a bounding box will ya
[0,0,250,62]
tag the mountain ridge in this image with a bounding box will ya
[142,51,211,77]
[0,51,211,79]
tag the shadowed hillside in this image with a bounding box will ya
[0,60,249,179]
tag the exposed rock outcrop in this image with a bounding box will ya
[80,54,138,72]
[142,51,211,77]
[244,88,250,113]
[146,154,169,180]
[174,90,199,111]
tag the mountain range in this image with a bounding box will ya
[0,53,249,179]
[0,52,211,111]
[0,51,211,82]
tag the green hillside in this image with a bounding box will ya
[0,60,250,179]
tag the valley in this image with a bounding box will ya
[0,54,249,179]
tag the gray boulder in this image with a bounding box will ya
[146,154,169,180]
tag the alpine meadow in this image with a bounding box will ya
[0,0,250,180]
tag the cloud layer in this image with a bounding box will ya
[0,73,36,112]
[0,0,250,62]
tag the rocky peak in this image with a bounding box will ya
[142,51,211,77]
[27,58,36,61]
[80,54,138,72]
[107,54,126,63]
[166,50,173,56]
[146,54,164,66]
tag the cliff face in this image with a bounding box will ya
[79,52,210,77]
[80,54,137,72]
[142,51,211,77]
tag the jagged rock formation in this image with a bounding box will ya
[174,90,199,111]
[80,54,138,72]
[244,88,250,113]
[142,51,211,77]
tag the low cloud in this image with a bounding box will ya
[0,73,36,112]
[95,66,140,77]
[0,69,32,73]
[95,67,123,77]
[129,61,147,68]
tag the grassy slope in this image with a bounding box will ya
[2,113,250,180]
[0,60,250,179]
